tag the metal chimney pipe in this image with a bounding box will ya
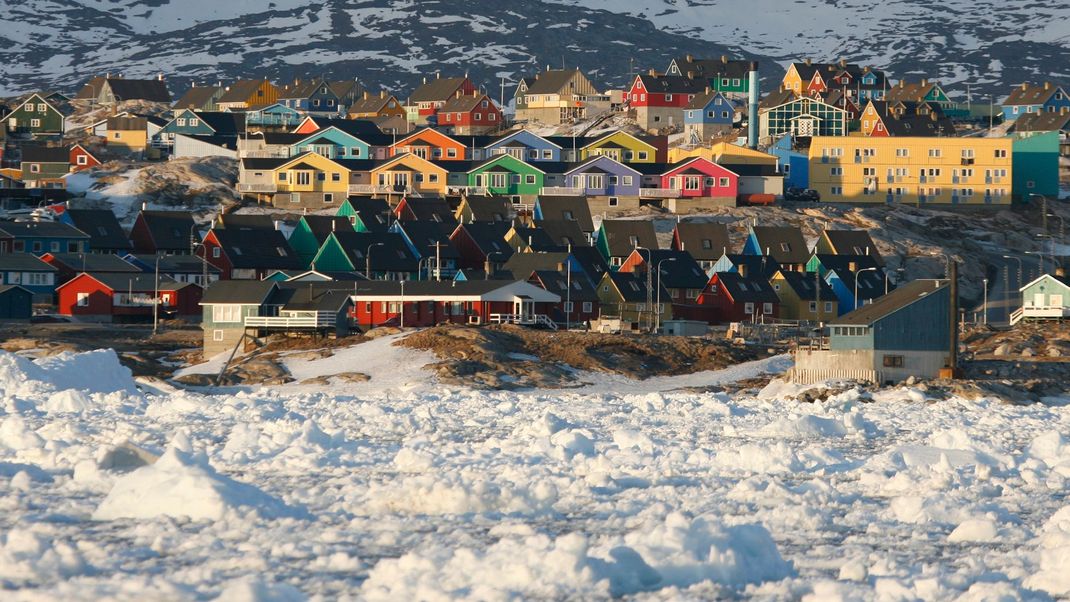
[748,61,760,149]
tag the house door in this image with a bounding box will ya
[796,118,815,136]
[513,299,533,318]
[1035,293,1047,308]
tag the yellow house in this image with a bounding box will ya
[238,152,351,209]
[770,269,838,321]
[581,130,659,163]
[368,153,448,196]
[668,141,779,165]
[808,136,1013,206]
[105,116,148,153]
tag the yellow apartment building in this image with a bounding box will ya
[808,136,1012,206]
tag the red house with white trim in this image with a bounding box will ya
[438,92,504,135]
[697,271,780,324]
[348,279,559,328]
[57,272,202,322]
[661,157,739,200]
[627,71,706,132]
[69,144,101,172]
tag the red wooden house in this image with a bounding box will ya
[348,279,559,329]
[408,76,477,124]
[40,251,141,286]
[130,210,197,255]
[627,71,706,131]
[438,92,504,135]
[449,222,513,271]
[698,271,780,323]
[661,157,739,199]
[69,144,101,172]
[56,272,202,322]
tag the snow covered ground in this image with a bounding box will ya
[2,345,1070,600]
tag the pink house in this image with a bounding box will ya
[661,157,739,199]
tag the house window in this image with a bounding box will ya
[77,292,89,307]
[808,301,818,312]
[212,247,221,258]
[189,119,199,127]
[76,155,87,165]
[882,355,904,368]
[525,175,536,184]
[825,301,833,313]
[213,330,224,341]
[994,149,1007,158]
[37,103,47,112]
[762,302,773,314]
[582,302,593,313]
[332,173,341,182]
[563,301,574,312]
[177,118,186,126]
[744,302,754,314]
[50,241,60,252]
[212,305,242,323]
[622,176,633,186]
[30,164,40,173]
[324,193,333,204]
[608,197,619,207]
[637,151,648,160]
[30,119,40,128]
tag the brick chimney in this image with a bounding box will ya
[1044,82,1051,90]
[805,58,812,66]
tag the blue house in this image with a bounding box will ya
[769,135,809,189]
[562,156,642,197]
[290,126,371,159]
[0,253,58,301]
[0,221,90,255]
[1002,83,1070,121]
[246,103,303,127]
[156,110,244,146]
[792,279,952,384]
[483,130,563,162]
[684,91,736,142]
[824,266,887,314]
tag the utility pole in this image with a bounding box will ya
[566,244,572,331]
[152,255,160,336]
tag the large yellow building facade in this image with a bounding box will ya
[808,137,1013,206]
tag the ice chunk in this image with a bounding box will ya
[948,518,999,543]
[215,576,306,601]
[93,447,302,521]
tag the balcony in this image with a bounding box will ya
[244,312,336,329]
[241,150,290,159]
[639,188,681,198]
[349,184,396,195]
[238,183,278,193]
[451,186,488,196]
[540,186,584,196]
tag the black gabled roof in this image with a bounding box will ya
[346,196,392,232]
[105,79,171,103]
[832,279,947,326]
[398,196,457,224]
[812,253,881,274]
[502,251,572,279]
[275,285,353,313]
[0,220,89,239]
[215,213,277,231]
[774,270,836,302]
[715,271,780,303]
[261,132,307,146]
[535,220,589,250]
[173,86,222,110]
[0,253,57,271]
[393,220,461,259]
[1012,111,1070,133]
[190,111,246,135]
[568,246,610,285]
[454,221,513,258]
[530,269,599,301]
[604,270,670,303]
[631,249,708,289]
[536,196,595,232]
[825,265,887,301]
[212,227,303,270]
[459,196,514,222]
[314,118,395,146]
[330,230,419,272]
[302,215,354,243]
[64,209,131,251]
[136,211,196,251]
[750,226,810,264]
[674,221,731,260]
[201,279,277,305]
[510,226,557,251]
[409,77,471,103]
[128,253,221,274]
[241,157,291,170]
[45,252,140,273]
[822,230,882,265]
[82,272,188,291]
[20,143,69,164]
[599,219,658,256]
[719,254,780,279]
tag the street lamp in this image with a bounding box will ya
[982,277,988,325]
[484,251,506,279]
[1003,254,1023,323]
[931,251,952,279]
[654,257,677,334]
[885,266,905,295]
[1047,213,1066,247]
[855,266,878,310]
[152,254,160,336]
[365,242,385,280]
[634,246,654,332]
[400,279,405,328]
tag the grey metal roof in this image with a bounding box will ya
[64,209,132,251]
[674,221,731,260]
[599,220,658,256]
[0,220,89,239]
[831,279,947,326]
[0,253,57,271]
[201,280,277,304]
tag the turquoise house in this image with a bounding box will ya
[290,126,371,159]
[1012,132,1060,202]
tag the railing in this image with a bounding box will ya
[244,312,336,329]
[349,184,396,195]
[451,186,489,196]
[488,313,557,330]
[1018,306,1068,321]
[540,186,583,196]
[1009,306,1024,326]
[241,150,290,159]
[238,183,278,193]
[639,188,681,198]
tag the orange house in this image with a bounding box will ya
[859,102,889,137]
[389,128,467,161]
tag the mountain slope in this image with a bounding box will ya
[1,0,1067,100]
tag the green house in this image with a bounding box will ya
[7,93,67,135]
[468,155,544,196]
[289,215,355,267]
[1012,131,1061,202]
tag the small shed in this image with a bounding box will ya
[0,285,32,320]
